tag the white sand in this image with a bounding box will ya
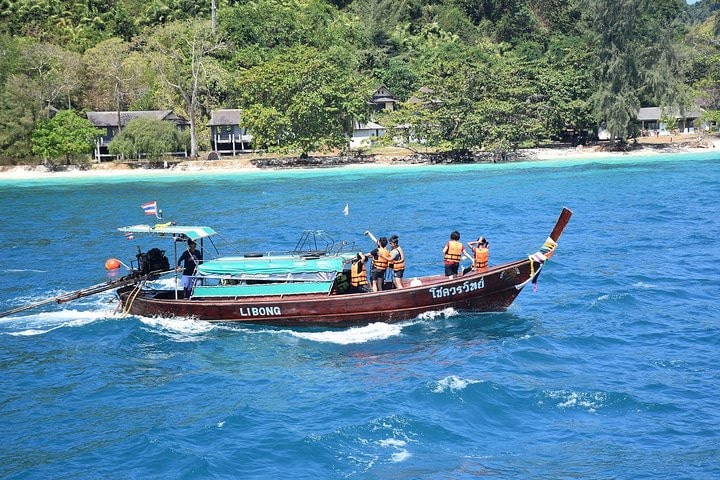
[1,139,717,180]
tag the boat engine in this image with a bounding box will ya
[137,248,170,275]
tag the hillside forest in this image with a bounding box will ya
[0,0,719,164]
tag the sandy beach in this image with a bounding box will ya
[1,135,717,180]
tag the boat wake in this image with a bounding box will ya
[1,309,111,336]
[416,307,460,321]
[137,315,217,341]
[276,322,406,345]
[3,268,47,273]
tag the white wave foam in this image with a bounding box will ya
[4,268,46,273]
[590,292,628,307]
[545,390,607,413]
[416,307,459,321]
[281,322,404,344]
[3,310,108,336]
[379,438,411,463]
[431,375,482,393]
[138,315,216,341]
[633,282,655,289]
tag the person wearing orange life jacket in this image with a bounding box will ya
[387,235,405,289]
[368,236,392,292]
[467,236,490,271]
[442,230,466,278]
[349,252,369,293]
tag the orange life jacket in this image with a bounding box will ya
[350,261,368,287]
[389,247,405,271]
[444,240,463,264]
[473,247,489,269]
[372,247,390,270]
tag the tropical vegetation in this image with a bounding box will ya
[0,0,718,164]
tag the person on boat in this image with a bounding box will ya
[443,230,466,278]
[467,236,490,272]
[177,239,202,298]
[349,252,370,293]
[368,236,392,292]
[388,235,405,289]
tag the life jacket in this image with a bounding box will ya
[372,247,390,270]
[350,261,368,287]
[444,241,463,264]
[473,247,489,269]
[389,247,405,271]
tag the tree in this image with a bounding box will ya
[147,20,226,157]
[108,117,188,161]
[583,0,686,143]
[386,45,554,154]
[234,45,370,156]
[83,38,152,124]
[0,37,83,163]
[31,110,101,165]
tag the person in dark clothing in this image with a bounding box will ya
[177,239,202,298]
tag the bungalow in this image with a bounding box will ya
[636,106,705,135]
[207,109,253,156]
[370,86,398,112]
[86,110,189,162]
[407,86,437,106]
[350,120,387,149]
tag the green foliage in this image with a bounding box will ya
[235,45,370,155]
[147,19,227,157]
[700,109,720,131]
[0,0,716,162]
[386,44,585,153]
[583,0,687,142]
[31,110,101,164]
[108,117,186,160]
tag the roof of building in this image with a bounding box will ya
[637,106,704,121]
[207,109,242,126]
[353,120,386,130]
[86,110,188,127]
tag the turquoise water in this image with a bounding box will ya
[1,153,719,479]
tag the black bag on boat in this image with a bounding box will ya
[140,248,170,274]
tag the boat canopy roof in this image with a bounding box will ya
[117,224,217,241]
[197,255,352,277]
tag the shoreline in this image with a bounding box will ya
[1,138,718,180]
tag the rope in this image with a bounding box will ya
[120,280,145,318]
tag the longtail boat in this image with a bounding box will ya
[112,208,572,327]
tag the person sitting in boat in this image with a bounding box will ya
[443,230,466,278]
[348,252,370,293]
[467,236,490,272]
[388,235,405,289]
[177,239,202,298]
[368,236,392,292]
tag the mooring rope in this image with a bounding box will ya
[120,280,145,318]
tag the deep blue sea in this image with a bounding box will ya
[1,153,719,479]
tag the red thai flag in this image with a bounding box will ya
[141,201,158,216]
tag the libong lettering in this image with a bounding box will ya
[428,278,485,299]
[239,306,282,316]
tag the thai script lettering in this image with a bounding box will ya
[428,278,485,299]
[239,306,282,316]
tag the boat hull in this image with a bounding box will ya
[117,258,539,327]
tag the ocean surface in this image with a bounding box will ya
[1,153,719,479]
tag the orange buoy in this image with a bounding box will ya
[105,258,121,270]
